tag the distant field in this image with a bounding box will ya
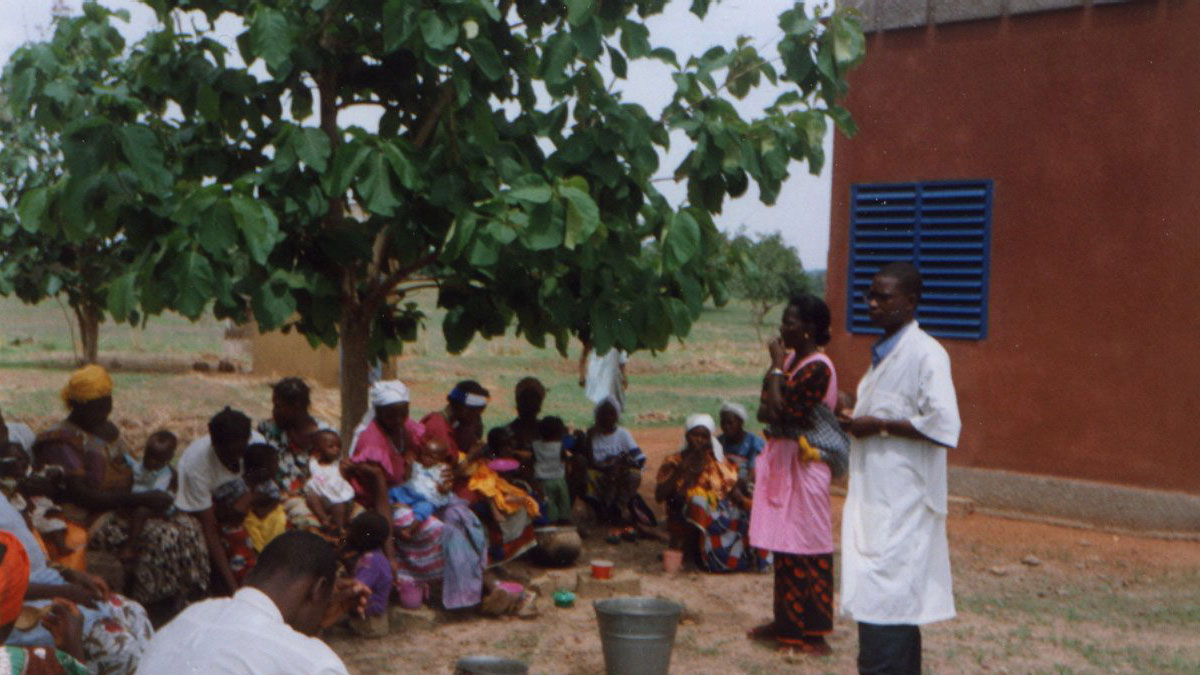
[0,293,784,434]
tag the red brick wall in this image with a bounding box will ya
[826,1,1200,492]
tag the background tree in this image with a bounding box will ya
[4,0,865,439]
[0,6,147,364]
[728,229,810,339]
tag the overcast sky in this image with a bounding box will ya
[1,0,835,270]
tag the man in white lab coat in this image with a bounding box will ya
[840,262,961,675]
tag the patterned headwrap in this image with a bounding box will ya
[0,530,31,626]
[60,364,113,408]
[448,386,489,409]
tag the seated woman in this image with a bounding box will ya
[349,380,425,517]
[256,377,332,531]
[655,414,769,573]
[2,495,153,673]
[717,401,766,493]
[421,381,539,566]
[1,530,91,675]
[33,366,208,614]
[581,397,649,542]
[174,407,266,595]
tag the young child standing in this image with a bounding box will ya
[344,510,393,636]
[304,429,355,534]
[532,417,572,524]
[121,430,178,561]
[388,438,453,522]
[242,443,287,552]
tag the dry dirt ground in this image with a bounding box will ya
[326,428,1200,675]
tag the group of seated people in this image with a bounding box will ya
[0,361,789,672]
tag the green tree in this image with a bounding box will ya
[0,6,147,363]
[729,229,809,339]
[4,0,865,438]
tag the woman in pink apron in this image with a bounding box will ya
[747,293,839,657]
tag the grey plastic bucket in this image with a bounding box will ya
[593,597,683,675]
[453,655,528,674]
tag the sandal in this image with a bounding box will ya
[621,526,637,542]
[746,622,778,643]
[604,528,623,545]
[778,637,833,657]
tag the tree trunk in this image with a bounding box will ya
[74,303,101,364]
[339,308,372,449]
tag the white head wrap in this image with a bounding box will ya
[371,380,410,407]
[684,413,724,462]
[351,380,411,452]
[719,401,748,424]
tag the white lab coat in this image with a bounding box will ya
[840,322,961,625]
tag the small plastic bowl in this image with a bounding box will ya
[591,559,614,579]
[552,589,575,608]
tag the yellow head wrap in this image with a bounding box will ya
[60,364,114,407]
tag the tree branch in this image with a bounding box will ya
[413,85,454,150]
[363,250,441,313]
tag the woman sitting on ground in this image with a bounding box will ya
[717,401,766,493]
[256,377,332,531]
[655,414,768,573]
[0,530,91,675]
[581,397,648,543]
[349,380,425,518]
[33,365,208,616]
[422,381,539,565]
[2,494,153,673]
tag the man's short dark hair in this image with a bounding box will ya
[247,531,337,586]
[878,261,923,301]
[209,407,251,446]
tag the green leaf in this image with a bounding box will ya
[357,153,402,216]
[607,45,627,79]
[15,187,49,233]
[117,124,170,194]
[249,8,293,72]
[541,32,576,86]
[172,251,215,319]
[418,10,459,50]
[9,68,36,111]
[322,142,372,197]
[508,174,553,203]
[467,38,504,81]
[520,203,562,250]
[832,14,866,66]
[664,210,700,267]
[196,201,238,255]
[107,272,138,321]
[381,141,423,190]
[565,0,594,26]
[619,21,650,59]
[383,0,414,52]
[690,0,711,19]
[231,194,281,264]
[828,104,857,137]
[560,183,599,249]
[196,83,220,121]
[252,273,297,330]
[571,17,602,61]
[292,127,331,172]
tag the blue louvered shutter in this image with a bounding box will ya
[847,180,993,340]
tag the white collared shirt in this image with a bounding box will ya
[174,432,265,513]
[137,587,348,674]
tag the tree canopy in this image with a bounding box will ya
[1,0,865,436]
[726,228,810,338]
